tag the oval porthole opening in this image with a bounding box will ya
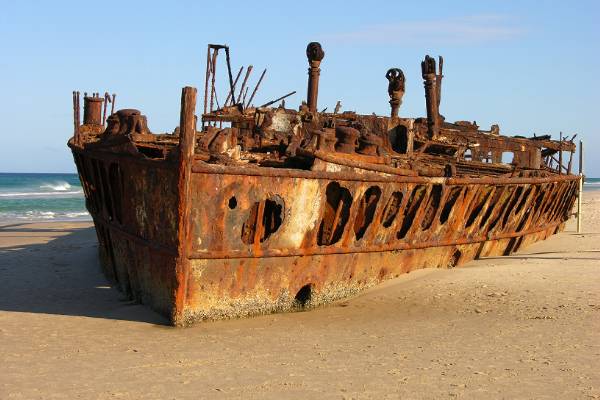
[353,186,382,240]
[240,196,284,244]
[228,196,237,209]
[317,182,353,246]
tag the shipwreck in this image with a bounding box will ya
[68,42,579,326]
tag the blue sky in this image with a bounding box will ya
[0,0,598,176]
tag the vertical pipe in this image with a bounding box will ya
[174,86,197,326]
[102,92,109,126]
[224,46,236,105]
[209,49,219,113]
[76,91,80,144]
[558,132,563,174]
[567,150,573,174]
[421,55,439,139]
[203,46,211,117]
[436,56,444,112]
[306,42,325,113]
[577,140,583,233]
[111,93,116,115]
[72,91,79,141]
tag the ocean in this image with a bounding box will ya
[0,173,598,224]
[586,177,600,190]
[0,173,89,223]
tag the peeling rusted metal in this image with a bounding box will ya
[68,42,580,326]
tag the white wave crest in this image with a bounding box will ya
[20,211,56,219]
[65,211,90,218]
[40,181,72,191]
[0,210,91,223]
[0,190,83,198]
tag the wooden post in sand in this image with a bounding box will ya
[577,140,584,233]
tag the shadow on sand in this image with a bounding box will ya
[482,249,600,261]
[0,223,168,325]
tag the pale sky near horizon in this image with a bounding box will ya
[1,0,598,176]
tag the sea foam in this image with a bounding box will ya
[0,190,83,198]
[40,182,72,191]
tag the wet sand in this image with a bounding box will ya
[1,192,599,399]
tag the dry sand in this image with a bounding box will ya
[1,192,599,399]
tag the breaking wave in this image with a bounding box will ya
[0,190,83,198]
[0,174,88,223]
[40,181,72,191]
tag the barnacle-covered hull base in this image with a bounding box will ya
[68,43,579,326]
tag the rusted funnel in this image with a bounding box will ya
[386,68,405,118]
[83,95,104,125]
[306,42,325,113]
[421,55,439,138]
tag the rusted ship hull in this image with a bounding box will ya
[70,143,578,325]
[68,42,580,326]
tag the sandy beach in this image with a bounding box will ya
[1,192,599,399]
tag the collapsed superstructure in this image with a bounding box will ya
[68,42,579,326]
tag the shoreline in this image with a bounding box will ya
[0,216,91,226]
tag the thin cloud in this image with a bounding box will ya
[323,15,525,46]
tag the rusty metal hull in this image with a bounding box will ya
[69,143,578,325]
[71,148,179,317]
[68,43,581,326]
[184,224,565,322]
